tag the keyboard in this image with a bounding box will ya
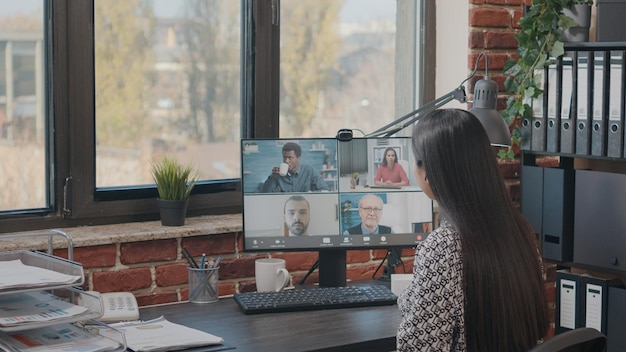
[233,284,397,314]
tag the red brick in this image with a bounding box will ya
[218,255,261,280]
[486,0,523,5]
[545,282,556,304]
[92,267,152,292]
[136,292,179,306]
[498,159,521,179]
[120,239,177,264]
[347,263,379,281]
[155,263,188,287]
[274,251,318,271]
[182,233,237,257]
[469,8,511,28]
[219,282,236,296]
[63,244,116,269]
[505,180,520,201]
[512,8,524,29]
[238,279,259,293]
[469,52,509,71]
[348,250,371,263]
[485,31,518,49]
[469,31,486,49]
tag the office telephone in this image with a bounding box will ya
[86,291,140,322]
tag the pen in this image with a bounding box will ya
[200,253,206,269]
[212,256,222,269]
[182,248,199,268]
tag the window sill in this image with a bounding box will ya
[0,214,243,251]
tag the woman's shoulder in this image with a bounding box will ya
[419,223,461,253]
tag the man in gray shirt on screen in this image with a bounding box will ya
[261,142,329,193]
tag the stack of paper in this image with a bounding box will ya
[0,259,82,291]
[97,316,224,352]
[0,323,123,352]
[0,291,90,329]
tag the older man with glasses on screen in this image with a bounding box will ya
[343,194,393,235]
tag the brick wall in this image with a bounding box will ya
[52,233,414,307]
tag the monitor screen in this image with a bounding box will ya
[241,137,433,286]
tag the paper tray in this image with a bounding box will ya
[0,250,84,294]
[0,287,104,332]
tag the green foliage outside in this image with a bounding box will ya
[280,0,343,137]
[94,0,155,149]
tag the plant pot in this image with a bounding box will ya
[157,198,189,226]
[560,4,592,42]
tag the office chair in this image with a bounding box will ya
[529,328,607,352]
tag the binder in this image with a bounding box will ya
[560,55,575,154]
[581,275,623,334]
[541,167,575,262]
[520,165,543,239]
[520,117,532,151]
[607,286,626,352]
[546,60,561,152]
[556,270,583,334]
[608,51,625,158]
[591,51,609,157]
[576,51,592,155]
[531,66,548,152]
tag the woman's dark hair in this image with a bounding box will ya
[380,147,397,166]
[411,109,549,351]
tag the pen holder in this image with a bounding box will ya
[187,266,219,304]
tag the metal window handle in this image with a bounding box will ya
[271,0,280,26]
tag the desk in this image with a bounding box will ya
[139,297,401,352]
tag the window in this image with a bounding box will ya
[0,0,47,213]
[0,0,432,233]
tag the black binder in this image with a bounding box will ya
[556,270,583,334]
[520,165,543,239]
[607,286,626,352]
[541,167,575,262]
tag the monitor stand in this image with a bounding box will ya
[318,250,347,287]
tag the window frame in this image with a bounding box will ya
[0,0,434,234]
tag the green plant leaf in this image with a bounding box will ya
[151,155,199,201]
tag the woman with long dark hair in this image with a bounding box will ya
[397,109,549,351]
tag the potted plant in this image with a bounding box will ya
[151,155,199,226]
[500,0,593,160]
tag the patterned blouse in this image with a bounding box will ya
[397,223,466,352]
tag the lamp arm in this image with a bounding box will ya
[367,85,467,137]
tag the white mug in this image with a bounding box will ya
[255,258,290,292]
[278,163,289,176]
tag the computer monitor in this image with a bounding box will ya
[241,137,433,287]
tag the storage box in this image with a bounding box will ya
[596,0,626,41]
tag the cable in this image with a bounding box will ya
[298,259,319,285]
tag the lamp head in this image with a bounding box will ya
[469,77,511,147]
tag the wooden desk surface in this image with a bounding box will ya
[139,296,401,352]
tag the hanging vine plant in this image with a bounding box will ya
[499,0,593,160]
